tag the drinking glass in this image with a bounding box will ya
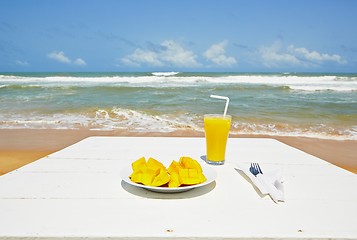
[204,114,231,165]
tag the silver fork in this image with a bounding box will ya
[249,162,283,203]
[250,163,263,176]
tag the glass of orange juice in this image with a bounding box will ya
[204,114,232,165]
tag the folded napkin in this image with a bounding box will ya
[234,163,285,203]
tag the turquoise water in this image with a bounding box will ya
[0,72,356,139]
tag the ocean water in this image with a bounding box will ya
[0,72,356,140]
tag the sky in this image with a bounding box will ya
[1,0,357,73]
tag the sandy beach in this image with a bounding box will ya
[0,129,356,175]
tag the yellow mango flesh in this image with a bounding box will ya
[179,168,206,185]
[167,160,183,175]
[129,156,206,188]
[130,171,142,183]
[179,156,203,172]
[151,169,170,187]
[130,157,169,187]
[132,157,146,171]
[147,157,165,171]
[168,172,180,188]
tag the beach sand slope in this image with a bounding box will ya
[0,129,356,175]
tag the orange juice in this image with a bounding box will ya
[204,114,231,165]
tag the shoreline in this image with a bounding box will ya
[0,128,356,175]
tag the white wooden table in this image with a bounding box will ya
[0,137,356,240]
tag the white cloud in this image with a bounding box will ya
[15,60,29,66]
[287,45,346,64]
[204,41,237,67]
[120,57,140,67]
[47,51,71,64]
[121,40,200,68]
[47,51,87,66]
[259,42,346,68]
[160,40,199,67]
[259,41,300,67]
[125,48,163,66]
[74,58,87,66]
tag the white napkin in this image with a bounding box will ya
[234,163,285,203]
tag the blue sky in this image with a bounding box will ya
[1,0,357,72]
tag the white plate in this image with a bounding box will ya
[120,162,217,193]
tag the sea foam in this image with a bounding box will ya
[1,73,356,91]
[1,72,356,139]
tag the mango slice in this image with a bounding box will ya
[151,168,170,187]
[179,168,206,185]
[132,157,146,171]
[129,156,206,188]
[130,157,169,187]
[147,157,166,172]
[168,172,180,188]
[167,160,183,175]
[179,156,203,172]
[177,156,206,186]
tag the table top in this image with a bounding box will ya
[0,137,356,240]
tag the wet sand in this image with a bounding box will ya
[0,129,356,175]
